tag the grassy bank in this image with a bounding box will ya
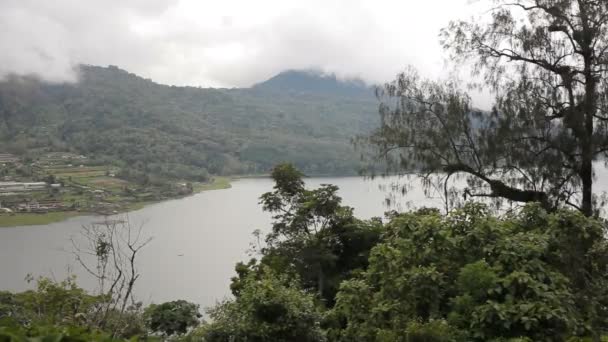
[193,176,232,192]
[0,177,232,228]
[0,211,82,227]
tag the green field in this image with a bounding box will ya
[193,177,232,192]
[0,211,81,227]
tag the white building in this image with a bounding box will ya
[0,182,47,193]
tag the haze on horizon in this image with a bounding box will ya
[1,0,490,102]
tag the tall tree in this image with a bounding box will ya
[364,0,608,216]
[257,163,381,304]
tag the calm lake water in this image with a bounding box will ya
[2,174,608,310]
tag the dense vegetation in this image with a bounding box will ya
[3,0,608,340]
[0,276,202,341]
[0,66,377,182]
[202,164,608,341]
[2,164,608,341]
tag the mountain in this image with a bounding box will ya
[252,69,372,97]
[0,65,379,181]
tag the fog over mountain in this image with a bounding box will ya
[252,69,372,97]
[1,0,489,98]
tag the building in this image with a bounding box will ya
[0,154,18,163]
[0,182,47,193]
[0,200,10,213]
[16,199,64,212]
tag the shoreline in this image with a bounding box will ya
[0,177,232,228]
[0,173,396,228]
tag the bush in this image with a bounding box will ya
[329,203,608,341]
[405,320,463,342]
[144,300,201,336]
[203,267,325,342]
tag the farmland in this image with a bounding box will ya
[0,153,230,227]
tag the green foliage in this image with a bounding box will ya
[5,164,608,341]
[0,319,125,341]
[0,276,98,327]
[0,66,377,179]
[144,300,201,336]
[405,320,464,342]
[0,277,150,341]
[329,203,608,341]
[203,268,325,342]
[257,163,382,304]
[229,258,258,297]
[225,165,608,341]
[269,163,305,198]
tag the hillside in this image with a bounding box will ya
[0,65,378,181]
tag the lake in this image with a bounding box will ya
[2,173,608,310]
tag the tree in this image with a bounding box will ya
[144,300,201,336]
[0,276,145,341]
[0,276,98,327]
[258,163,381,304]
[364,0,608,216]
[203,267,325,342]
[328,204,608,341]
[45,174,56,184]
[70,217,152,336]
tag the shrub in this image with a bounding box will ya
[329,204,608,341]
[144,300,201,336]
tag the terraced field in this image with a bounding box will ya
[1,154,231,227]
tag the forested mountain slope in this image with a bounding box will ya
[0,65,378,180]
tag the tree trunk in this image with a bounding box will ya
[581,157,593,217]
[318,267,325,300]
[581,59,596,217]
[578,4,596,217]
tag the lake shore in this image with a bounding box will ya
[0,176,408,308]
[0,177,232,228]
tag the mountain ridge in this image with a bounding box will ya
[252,69,372,97]
[0,64,379,180]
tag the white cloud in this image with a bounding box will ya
[0,7,76,82]
[0,0,491,97]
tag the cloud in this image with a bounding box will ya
[0,7,76,82]
[0,0,489,92]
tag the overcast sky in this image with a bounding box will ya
[1,0,488,91]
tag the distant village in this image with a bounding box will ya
[0,181,62,213]
[0,151,198,219]
[2,153,71,213]
[0,152,116,215]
